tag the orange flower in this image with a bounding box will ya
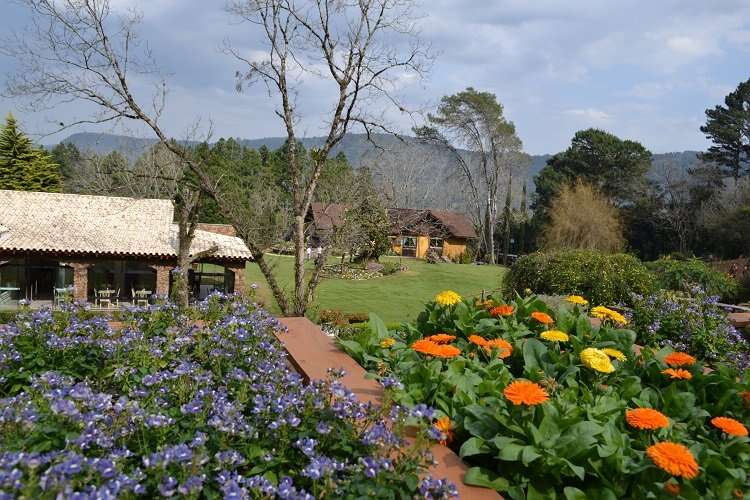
[411,339,461,358]
[740,391,750,407]
[468,334,488,347]
[490,304,514,317]
[530,311,554,325]
[664,352,697,367]
[646,442,699,479]
[626,408,669,430]
[734,489,744,499]
[434,344,461,358]
[424,333,456,344]
[412,339,439,355]
[662,368,692,380]
[503,380,549,406]
[711,416,748,437]
[434,416,454,446]
[485,338,513,359]
[663,481,681,496]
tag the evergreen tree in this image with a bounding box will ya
[0,113,62,192]
[50,141,82,186]
[700,78,750,183]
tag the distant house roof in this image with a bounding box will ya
[308,202,476,239]
[0,190,252,261]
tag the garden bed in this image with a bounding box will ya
[0,296,460,498]
[340,292,750,499]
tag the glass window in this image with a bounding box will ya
[189,263,230,300]
[402,236,416,248]
[429,237,443,249]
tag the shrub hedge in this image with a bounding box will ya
[507,250,653,306]
[646,257,739,302]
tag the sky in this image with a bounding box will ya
[0,0,749,155]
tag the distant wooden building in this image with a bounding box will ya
[307,203,476,260]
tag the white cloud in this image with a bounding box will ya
[666,36,720,58]
[564,108,611,122]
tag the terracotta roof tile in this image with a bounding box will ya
[0,190,251,261]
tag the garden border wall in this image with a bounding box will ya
[275,317,502,500]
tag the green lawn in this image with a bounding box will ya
[246,254,507,323]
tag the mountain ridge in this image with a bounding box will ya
[53,131,704,183]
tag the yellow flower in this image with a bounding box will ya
[591,306,627,325]
[540,330,570,342]
[380,338,396,348]
[580,347,615,373]
[602,348,626,361]
[435,290,462,307]
[566,295,589,305]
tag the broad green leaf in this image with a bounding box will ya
[368,312,390,339]
[459,437,489,457]
[463,467,510,491]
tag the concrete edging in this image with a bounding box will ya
[275,317,501,500]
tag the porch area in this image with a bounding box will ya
[0,256,245,310]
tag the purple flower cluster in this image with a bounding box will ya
[0,295,455,498]
[631,287,750,370]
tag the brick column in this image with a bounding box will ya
[228,264,246,295]
[152,265,171,296]
[70,263,91,302]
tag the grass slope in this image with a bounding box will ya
[246,254,507,323]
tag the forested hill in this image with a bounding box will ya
[54,131,703,181]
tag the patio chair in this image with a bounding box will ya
[132,288,149,307]
[53,287,72,309]
[96,289,111,309]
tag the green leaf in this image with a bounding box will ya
[368,312,390,339]
[459,437,489,457]
[337,339,363,357]
[563,487,587,500]
[521,445,542,465]
[523,338,548,372]
[463,467,510,491]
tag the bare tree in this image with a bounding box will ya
[2,0,293,313]
[367,143,448,208]
[63,142,216,307]
[542,180,625,253]
[225,0,430,315]
[654,160,694,255]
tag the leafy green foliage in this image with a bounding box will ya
[340,294,750,498]
[0,113,61,192]
[533,128,652,212]
[507,250,654,306]
[646,257,739,301]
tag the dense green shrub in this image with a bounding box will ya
[507,250,653,306]
[646,257,739,301]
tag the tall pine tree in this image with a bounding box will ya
[700,78,750,183]
[0,113,62,192]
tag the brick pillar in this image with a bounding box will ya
[70,263,91,302]
[152,265,171,296]
[228,264,246,295]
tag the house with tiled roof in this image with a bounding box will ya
[308,202,476,260]
[0,189,252,306]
